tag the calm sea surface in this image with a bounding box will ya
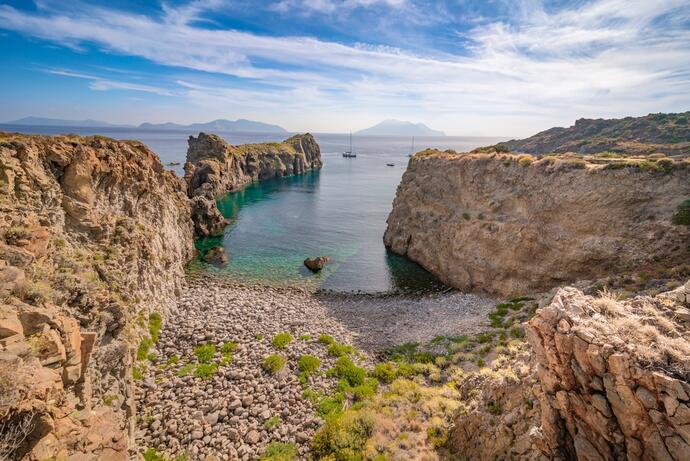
[1,124,506,293]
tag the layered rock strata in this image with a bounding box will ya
[0,133,194,460]
[525,285,690,460]
[384,151,690,296]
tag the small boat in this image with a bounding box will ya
[343,131,357,158]
[386,163,395,167]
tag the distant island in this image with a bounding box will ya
[3,116,126,128]
[355,119,445,136]
[137,119,288,133]
[3,117,289,134]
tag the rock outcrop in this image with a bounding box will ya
[497,111,690,157]
[183,132,321,237]
[0,132,194,460]
[184,132,322,200]
[384,151,690,296]
[525,284,690,460]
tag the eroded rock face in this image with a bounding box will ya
[525,285,690,460]
[190,196,230,237]
[0,132,194,460]
[384,151,690,295]
[185,132,322,200]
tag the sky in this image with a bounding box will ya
[0,0,689,136]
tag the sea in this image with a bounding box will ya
[0,124,506,294]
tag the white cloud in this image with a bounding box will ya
[1,0,690,134]
[271,0,407,14]
[43,68,174,96]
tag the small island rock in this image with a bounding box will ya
[304,256,330,272]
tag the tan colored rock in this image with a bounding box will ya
[0,307,23,338]
[185,132,322,199]
[384,151,690,295]
[0,132,195,460]
[525,284,690,460]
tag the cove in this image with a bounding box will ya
[192,151,446,293]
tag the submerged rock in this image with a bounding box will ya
[304,256,330,272]
[203,246,228,267]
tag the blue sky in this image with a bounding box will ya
[0,0,689,135]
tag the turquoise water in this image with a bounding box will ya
[0,125,505,293]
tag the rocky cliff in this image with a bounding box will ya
[184,132,322,200]
[183,132,321,237]
[0,132,194,460]
[525,282,690,460]
[384,151,690,296]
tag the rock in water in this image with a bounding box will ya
[304,256,330,272]
[191,196,230,236]
[204,246,228,267]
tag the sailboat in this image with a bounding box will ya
[408,136,415,157]
[343,132,357,158]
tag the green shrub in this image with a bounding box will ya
[103,394,117,406]
[166,355,180,365]
[427,426,449,448]
[264,415,282,430]
[487,401,502,415]
[143,448,166,461]
[317,334,335,345]
[149,312,162,342]
[176,364,195,377]
[509,326,525,339]
[263,354,286,374]
[194,344,216,363]
[132,366,144,380]
[272,332,293,349]
[299,334,311,341]
[330,356,365,387]
[194,363,218,380]
[317,392,345,417]
[298,355,321,376]
[672,199,690,225]
[221,352,234,366]
[260,442,298,461]
[327,342,353,357]
[137,338,153,361]
[311,410,376,460]
[3,225,31,245]
[372,362,397,383]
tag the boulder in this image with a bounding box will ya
[304,256,330,272]
[203,246,228,267]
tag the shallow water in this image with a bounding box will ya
[1,124,505,293]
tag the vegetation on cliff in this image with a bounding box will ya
[478,111,690,157]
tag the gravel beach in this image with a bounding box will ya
[135,274,497,460]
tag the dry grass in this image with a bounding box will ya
[584,290,690,378]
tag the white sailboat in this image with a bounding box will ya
[343,131,357,158]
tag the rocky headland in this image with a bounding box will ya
[384,150,690,296]
[496,111,690,157]
[183,132,321,237]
